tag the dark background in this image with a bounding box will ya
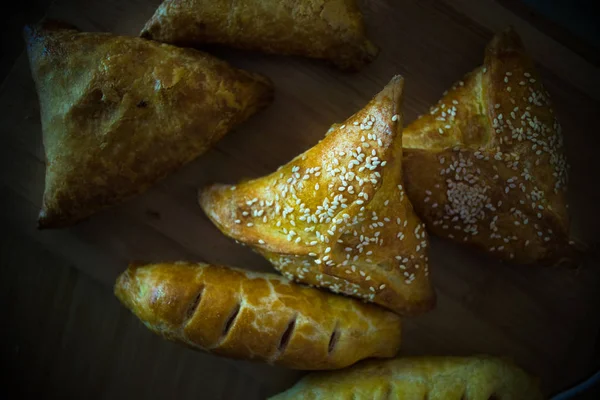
[1,0,599,399]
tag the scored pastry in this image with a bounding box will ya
[25,21,273,229]
[402,28,574,265]
[140,0,378,71]
[115,262,402,370]
[200,76,435,316]
[270,356,543,399]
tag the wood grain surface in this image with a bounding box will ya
[1,0,599,398]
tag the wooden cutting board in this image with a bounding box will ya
[1,0,599,398]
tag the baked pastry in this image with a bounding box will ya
[402,28,574,265]
[24,21,273,229]
[115,262,402,370]
[270,356,543,399]
[140,0,378,71]
[200,76,435,316]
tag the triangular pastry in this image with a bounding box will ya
[402,28,574,265]
[115,262,402,370]
[140,0,378,71]
[270,356,543,399]
[25,21,273,228]
[200,76,435,316]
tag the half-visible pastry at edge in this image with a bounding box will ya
[115,262,402,370]
[402,27,574,265]
[140,0,378,71]
[24,21,273,229]
[200,76,435,316]
[270,356,543,399]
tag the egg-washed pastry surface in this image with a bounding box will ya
[200,76,435,316]
[403,28,574,265]
[115,262,402,370]
[140,0,378,70]
[24,21,273,229]
[270,356,543,400]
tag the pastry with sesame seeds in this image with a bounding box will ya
[200,76,436,316]
[269,355,543,399]
[402,28,575,265]
[140,0,378,71]
[25,21,273,229]
[115,262,402,370]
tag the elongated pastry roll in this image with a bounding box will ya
[200,76,435,316]
[24,21,273,229]
[270,356,543,400]
[140,0,378,70]
[403,28,574,265]
[115,262,402,370]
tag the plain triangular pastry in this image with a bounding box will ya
[140,0,378,70]
[402,28,574,265]
[25,21,273,229]
[200,76,435,316]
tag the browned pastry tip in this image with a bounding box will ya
[139,0,379,71]
[115,262,402,370]
[269,355,544,399]
[200,76,436,316]
[24,21,273,229]
[402,27,574,265]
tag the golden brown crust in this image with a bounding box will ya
[140,0,378,71]
[200,76,435,316]
[403,28,574,265]
[270,356,543,399]
[24,21,273,229]
[115,262,402,370]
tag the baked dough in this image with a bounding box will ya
[270,356,543,399]
[140,0,378,70]
[403,28,574,265]
[115,262,402,370]
[24,21,273,228]
[200,76,435,316]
